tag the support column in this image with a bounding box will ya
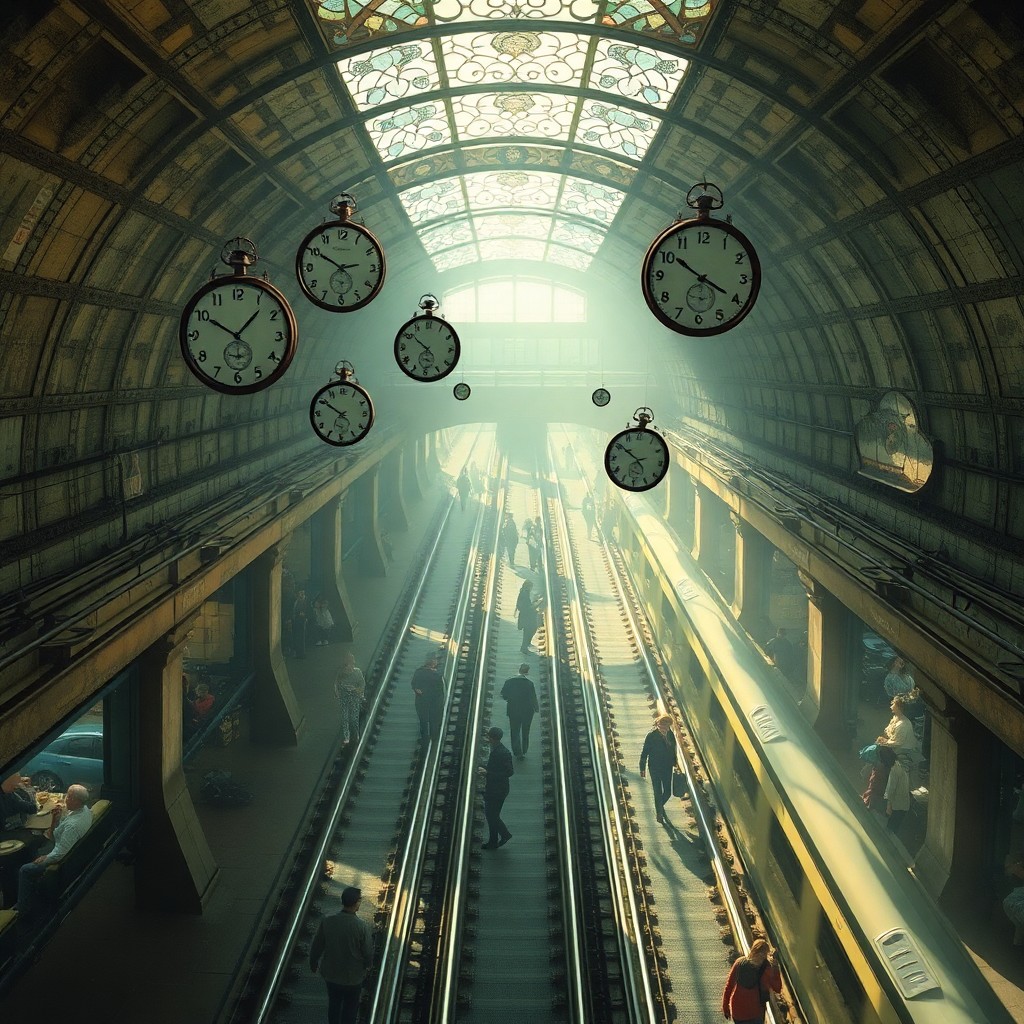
[415,435,431,496]
[801,572,853,748]
[135,619,219,913]
[356,466,387,577]
[426,431,442,477]
[914,701,957,898]
[731,515,773,637]
[317,496,354,643]
[382,449,409,532]
[404,438,425,501]
[251,544,305,744]
[691,484,718,568]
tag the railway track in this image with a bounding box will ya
[235,429,783,1024]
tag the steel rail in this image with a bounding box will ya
[248,436,482,1024]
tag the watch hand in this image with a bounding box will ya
[678,260,727,294]
[207,318,241,340]
[620,446,645,463]
[319,254,359,273]
[321,402,349,419]
[236,309,260,336]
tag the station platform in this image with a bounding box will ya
[0,473,448,1024]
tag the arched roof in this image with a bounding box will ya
[1,0,1023,590]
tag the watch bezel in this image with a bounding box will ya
[641,216,761,338]
[309,379,375,446]
[604,426,670,492]
[179,275,298,395]
[295,218,387,313]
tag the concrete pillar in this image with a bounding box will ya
[251,544,305,745]
[914,702,957,898]
[732,515,773,635]
[927,705,990,906]
[801,572,853,748]
[135,619,218,913]
[404,438,425,501]
[317,496,354,643]
[691,484,718,568]
[355,466,387,577]
[415,435,431,496]
[382,449,409,533]
[426,431,442,477]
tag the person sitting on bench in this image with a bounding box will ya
[16,784,92,921]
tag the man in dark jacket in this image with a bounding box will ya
[309,885,374,1024]
[639,713,679,823]
[500,663,539,761]
[410,653,446,743]
[478,726,514,849]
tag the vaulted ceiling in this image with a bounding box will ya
[1,0,1023,597]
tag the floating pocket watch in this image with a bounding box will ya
[641,182,761,337]
[592,387,611,408]
[179,237,298,394]
[453,382,471,401]
[295,193,386,312]
[394,294,461,382]
[309,361,375,446]
[604,407,669,492]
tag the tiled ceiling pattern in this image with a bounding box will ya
[325,1,710,270]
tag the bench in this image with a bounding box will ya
[40,798,114,904]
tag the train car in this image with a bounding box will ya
[610,491,1012,1024]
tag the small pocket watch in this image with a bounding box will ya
[641,182,760,337]
[179,238,297,394]
[604,408,669,492]
[295,193,386,312]
[394,295,461,382]
[309,361,375,446]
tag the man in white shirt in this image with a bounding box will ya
[17,784,93,920]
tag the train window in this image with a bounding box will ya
[733,744,758,804]
[816,910,869,1021]
[769,817,804,900]
[708,687,727,738]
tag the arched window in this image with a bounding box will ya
[443,278,587,324]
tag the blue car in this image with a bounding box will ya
[22,723,105,798]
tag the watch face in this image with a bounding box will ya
[604,427,670,492]
[641,217,760,337]
[179,277,297,394]
[592,387,611,408]
[309,380,375,446]
[453,382,471,401]
[295,219,386,312]
[394,314,461,382]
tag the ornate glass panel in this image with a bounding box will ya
[601,0,712,45]
[336,41,439,109]
[420,219,474,252]
[433,0,600,24]
[314,0,430,48]
[548,245,593,270]
[479,238,547,260]
[314,0,717,51]
[400,177,467,223]
[432,245,479,270]
[575,100,660,159]
[463,170,562,212]
[441,30,588,88]
[367,101,451,160]
[474,213,550,239]
[451,93,576,141]
[551,217,604,250]
[591,38,688,108]
[558,176,625,222]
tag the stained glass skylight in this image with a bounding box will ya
[324,3,717,268]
